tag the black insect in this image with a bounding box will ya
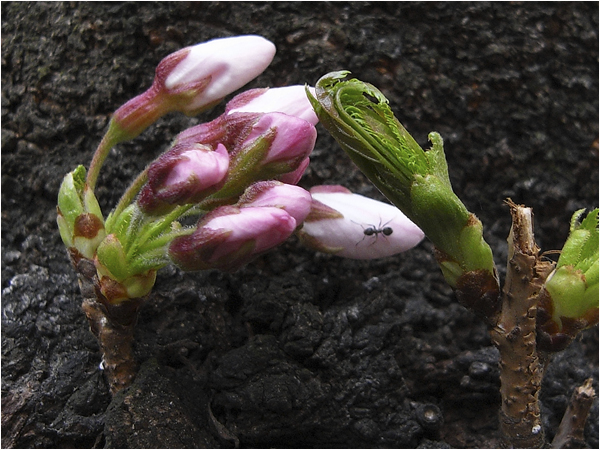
[363,224,393,237]
[354,218,393,245]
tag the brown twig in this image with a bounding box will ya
[551,378,596,449]
[73,254,143,394]
[490,200,554,448]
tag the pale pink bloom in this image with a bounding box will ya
[298,185,425,260]
[226,86,319,125]
[163,35,276,112]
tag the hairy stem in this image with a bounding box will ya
[86,128,121,191]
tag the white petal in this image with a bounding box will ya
[165,35,276,105]
[228,86,318,125]
[304,191,424,259]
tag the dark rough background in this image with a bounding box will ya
[1,2,598,448]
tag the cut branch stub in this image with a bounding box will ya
[490,201,553,448]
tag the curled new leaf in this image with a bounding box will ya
[308,72,499,319]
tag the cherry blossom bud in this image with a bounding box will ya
[169,181,311,272]
[169,206,297,272]
[164,36,275,107]
[297,185,425,260]
[210,112,316,202]
[110,35,276,142]
[138,143,230,214]
[226,86,319,125]
[247,112,317,165]
[276,157,310,184]
[237,181,312,224]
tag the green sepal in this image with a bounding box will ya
[57,165,105,257]
[57,165,86,225]
[106,204,137,245]
[206,131,274,204]
[95,234,131,282]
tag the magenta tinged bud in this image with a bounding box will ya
[169,205,298,272]
[298,185,425,260]
[244,112,317,166]
[277,157,310,185]
[138,142,229,214]
[238,181,312,225]
[226,86,319,125]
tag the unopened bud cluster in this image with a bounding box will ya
[58,36,422,308]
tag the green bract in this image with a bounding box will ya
[308,72,498,314]
[57,165,106,259]
[545,208,599,326]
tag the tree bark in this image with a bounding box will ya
[490,201,554,448]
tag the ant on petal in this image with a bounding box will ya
[354,218,394,245]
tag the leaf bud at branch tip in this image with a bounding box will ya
[537,208,599,351]
[308,72,499,308]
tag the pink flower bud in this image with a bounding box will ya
[298,185,425,260]
[169,205,298,272]
[162,35,276,112]
[277,157,310,185]
[243,112,317,166]
[110,35,276,141]
[138,143,229,214]
[226,86,319,125]
[238,181,312,225]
